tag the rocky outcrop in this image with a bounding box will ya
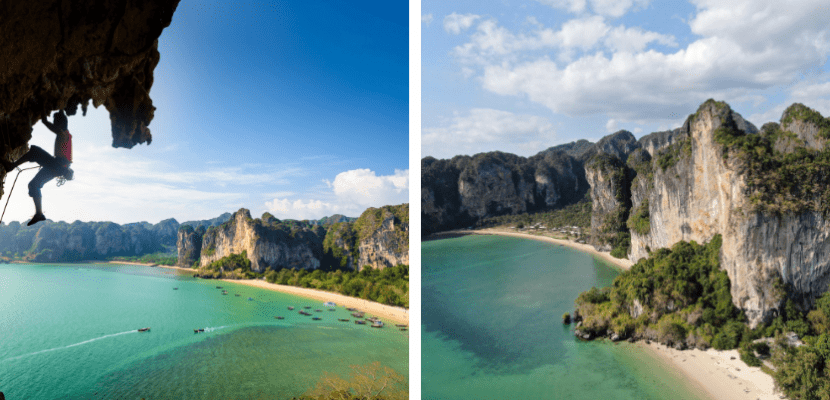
[355,204,409,270]
[0,215,240,263]
[177,225,204,267]
[2,219,162,262]
[421,132,640,235]
[199,209,326,272]
[590,100,830,327]
[586,154,632,253]
[310,214,356,226]
[0,0,179,197]
[323,222,358,270]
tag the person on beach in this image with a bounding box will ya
[1,111,74,226]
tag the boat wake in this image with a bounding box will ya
[3,330,138,363]
[202,326,227,333]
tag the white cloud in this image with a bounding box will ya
[422,108,556,158]
[453,16,675,64]
[265,199,343,221]
[748,78,830,126]
[605,119,619,132]
[534,0,587,14]
[451,1,830,123]
[265,169,408,220]
[1,106,309,224]
[603,25,677,53]
[535,0,651,17]
[589,0,651,18]
[443,13,481,35]
[422,14,434,26]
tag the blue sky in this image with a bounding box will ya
[7,0,408,224]
[422,0,830,159]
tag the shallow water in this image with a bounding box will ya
[422,235,709,400]
[0,263,407,399]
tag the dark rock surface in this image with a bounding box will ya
[0,0,180,196]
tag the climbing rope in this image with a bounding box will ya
[1,166,41,225]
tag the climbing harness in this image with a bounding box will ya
[1,165,41,225]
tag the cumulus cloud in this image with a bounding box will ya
[748,79,830,126]
[444,13,480,34]
[452,1,830,123]
[422,14,434,26]
[535,0,651,17]
[534,0,587,14]
[266,169,408,220]
[453,16,675,64]
[605,119,619,132]
[422,108,556,158]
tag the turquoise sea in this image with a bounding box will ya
[422,235,709,400]
[0,263,407,399]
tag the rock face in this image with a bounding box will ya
[177,205,409,272]
[323,222,358,270]
[355,204,409,270]
[199,209,325,272]
[587,100,830,327]
[177,225,204,267]
[421,133,640,235]
[0,0,180,197]
[0,214,243,263]
[585,154,631,252]
[0,219,173,262]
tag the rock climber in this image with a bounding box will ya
[1,111,74,226]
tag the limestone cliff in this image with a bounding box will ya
[354,204,409,270]
[595,100,830,327]
[0,0,179,197]
[199,209,325,272]
[422,132,638,235]
[323,222,358,270]
[585,153,632,254]
[0,219,167,262]
[177,225,204,267]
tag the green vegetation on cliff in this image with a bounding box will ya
[574,228,830,399]
[195,251,255,279]
[767,289,830,400]
[713,103,830,215]
[322,222,359,269]
[627,199,650,236]
[575,235,743,347]
[656,137,691,171]
[588,154,632,258]
[354,204,409,243]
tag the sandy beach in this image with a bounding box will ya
[223,279,409,326]
[440,228,635,270]
[640,342,783,400]
[105,261,196,273]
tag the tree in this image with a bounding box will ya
[301,362,407,400]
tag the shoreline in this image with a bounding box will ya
[429,229,785,398]
[432,228,634,270]
[638,342,783,400]
[223,279,409,325]
[25,261,407,325]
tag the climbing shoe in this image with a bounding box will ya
[27,213,46,226]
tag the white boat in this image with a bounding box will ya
[323,301,336,307]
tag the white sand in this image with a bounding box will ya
[640,342,785,400]
[102,262,407,324]
[460,228,635,270]
[444,230,786,398]
[223,279,409,325]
